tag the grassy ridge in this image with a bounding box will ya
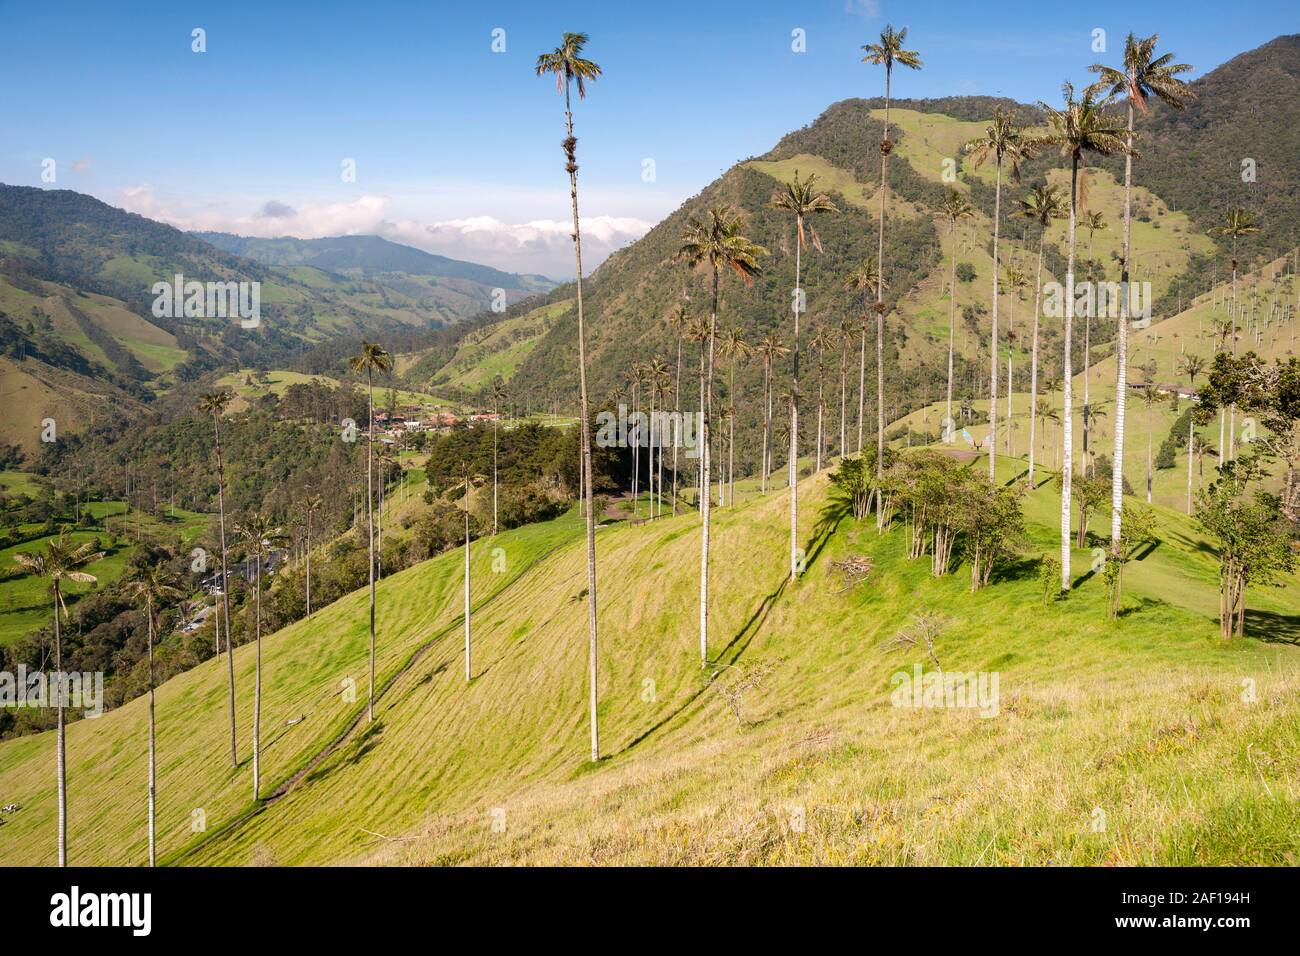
[0,510,582,864]
[3,453,1295,865]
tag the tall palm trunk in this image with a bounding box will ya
[365,369,376,722]
[561,82,601,762]
[632,381,639,515]
[728,355,737,506]
[1082,312,1092,475]
[874,70,892,522]
[761,357,771,491]
[1029,234,1044,483]
[1061,155,1079,592]
[1186,409,1195,513]
[1229,238,1239,461]
[54,583,66,866]
[673,334,682,515]
[492,406,499,535]
[252,559,262,800]
[857,325,866,455]
[945,215,959,440]
[305,509,312,617]
[839,344,848,457]
[1110,101,1134,548]
[815,368,824,473]
[658,391,665,514]
[699,338,706,506]
[649,384,657,518]
[1006,290,1015,456]
[212,416,236,767]
[147,594,156,867]
[1146,396,1154,503]
[875,307,885,528]
[464,502,471,681]
[988,160,1004,480]
[789,218,802,580]
[700,267,718,663]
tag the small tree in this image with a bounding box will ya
[1061,473,1109,548]
[827,455,873,521]
[1195,458,1296,638]
[1039,555,1061,605]
[962,482,1025,590]
[1103,503,1157,619]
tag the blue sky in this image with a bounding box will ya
[0,0,1293,277]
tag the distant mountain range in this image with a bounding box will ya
[194,233,555,290]
[0,186,553,451]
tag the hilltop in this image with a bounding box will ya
[503,35,1300,480]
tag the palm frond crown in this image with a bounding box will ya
[535,32,602,98]
[1088,33,1196,114]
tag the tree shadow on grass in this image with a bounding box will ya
[614,501,845,759]
[305,718,386,786]
[1244,608,1300,645]
[986,555,1039,587]
[1116,597,1165,619]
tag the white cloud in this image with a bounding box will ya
[383,215,652,278]
[844,0,881,20]
[112,185,651,279]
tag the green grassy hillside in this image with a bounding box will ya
[892,253,1297,513]
[0,502,209,647]
[1,454,1296,866]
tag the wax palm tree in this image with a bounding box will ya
[536,31,602,761]
[124,562,182,867]
[456,465,485,681]
[810,325,836,472]
[1018,184,1067,483]
[1082,210,1107,274]
[1080,210,1106,474]
[490,377,508,535]
[651,360,674,515]
[863,23,925,444]
[1003,264,1029,456]
[628,361,649,514]
[304,494,322,616]
[1178,353,1206,512]
[646,357,673,517]
[197,389,238,768]
[965,107,1041,480]
[863,25,919,523]
[1039,81,1129,591]
[1138,378,1161,504]
[678,207,765,663]
[684,311,712,504]
[13,531,102,866]
[845,259,885,461]
[1090,32,1196,553]
[941,190,975,441]
[769,172,837,579]
[754,333,790,493]
[374,446,399,580]
[719,325,750,506]
[348,341,391,722]
[665,304,691,515]
[1035,398,1060,470]
[1214,209,1260,462]
[834,315,855,457]
[235,514,284,801]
